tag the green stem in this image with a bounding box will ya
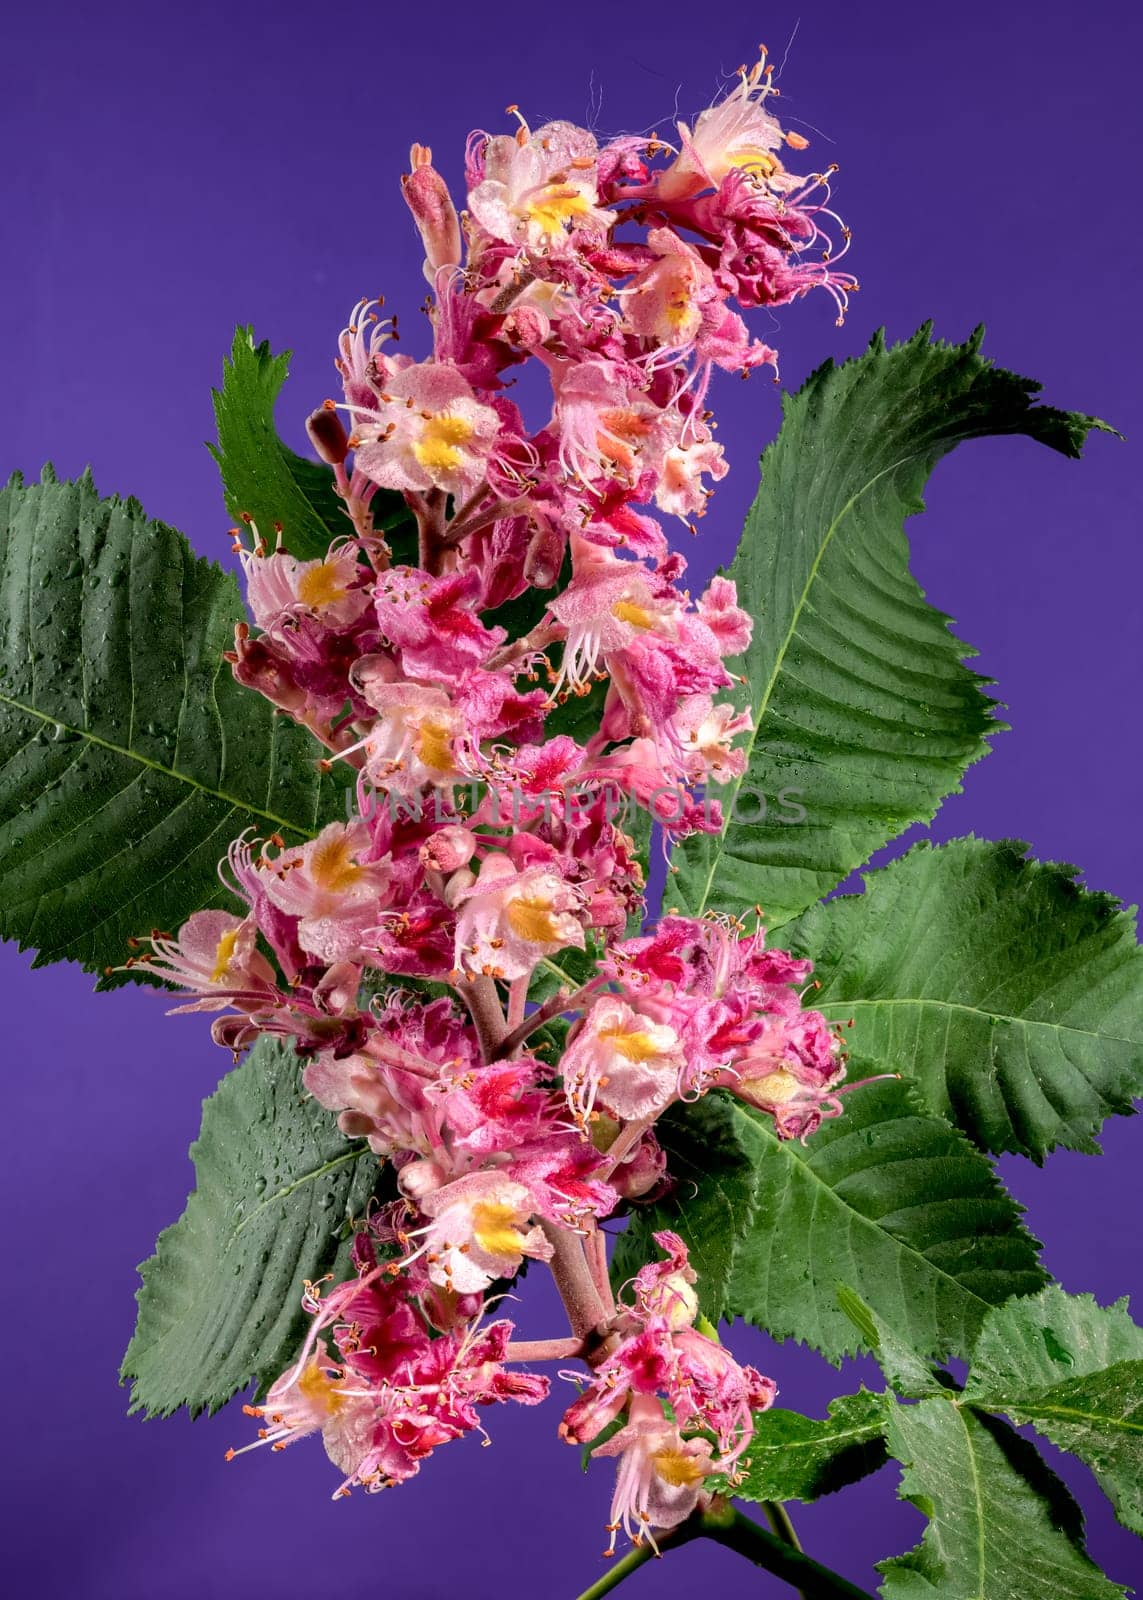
[762,1500,803,1552]
[762,1499,808,1600]
[572,1501,875,1600]
[572,1520,702,1600]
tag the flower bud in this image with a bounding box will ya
[399,1155,449,1204]
[305,402,350,465]
[419,824,477,874]
[610,1130,668,1200]
[402,145,462,278]
[524,519,565,589]
[228,627,307,713]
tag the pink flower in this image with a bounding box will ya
[506,1135,619,1227]
[451,854,586,981]
[550,361,670,490]
[468,118,616,251]
[562,996,684,1127]
[242,541,370,633]
[373,567,505,683]
[564,1231,776,1542]
[355,680,469,789]
[258,821,391,964]
[236,1270,547,1495]
[592,1395,715,1554]
[547,544,680,694]
[624,228,712,350]
[142,910,277,1009]
[697,575,753,656]
[353,361,500,498]
[416,1171,554,1293]
[657,55,792,202]
[654,435,728,520]
[673,694,751,785]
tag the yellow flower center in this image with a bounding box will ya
[746,1066,802,1104]
[415,717,456,774]
[727,145,779,179]
[610,598,657,630]
[413,412,475,473]
[652,1447,706,1488]
[210,927,240,984]
[664,293,694,331]
[506,894,564,945]
[309,832,364,894]
[471,1199,526,1257]
[525,184,591,236]
[298,1361,345,1416]
[296,560,349,610]
[599,1022,666,1062]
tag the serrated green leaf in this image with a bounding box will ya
[620,1081,1045,1364]
[785,838,1143,1161]
[836,1286,943,1397]
[670,325,1112,930]
[209,327,415,563]
[722,1389,887,1504]
[879,1399,1126,1599]
[965,1285,1143,1535]
[0,470,346,981]
[121,1036,382,1418]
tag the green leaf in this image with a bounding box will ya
[722,1389,888,1504]
[121,1035,381,1418]
[0,470,346,981]
[620,1081,1045,1364]
[785,838,1143,1161]
[209,327,415,563]
[879,1398,1126,1599]
[545,676,609,745]
[965,1285,1143,1535]
[670,325,1112,930]
[836,1286,943,1398]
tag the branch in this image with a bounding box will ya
[572,1501,876,1600]
[457,974,509,1057]
[440,493,531,549]
[412,487,449,573]
[504,1336,585,1363]
[490,978,603,1060]
[586,1224,616,1320]
[541,1222,607,1342]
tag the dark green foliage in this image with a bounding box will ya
[122,1036,382,1418]
[670,327,1111,930]
[615,1082,1045,1364]
[785,839,1143,1160]
[0,470,346,981]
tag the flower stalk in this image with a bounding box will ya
[572,1501,876,1600]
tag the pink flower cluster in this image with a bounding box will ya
[227,1247,548,1495]
[562,1231,778,1553]
[142,56,859,1552]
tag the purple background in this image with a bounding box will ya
[2,1,1140,1593]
